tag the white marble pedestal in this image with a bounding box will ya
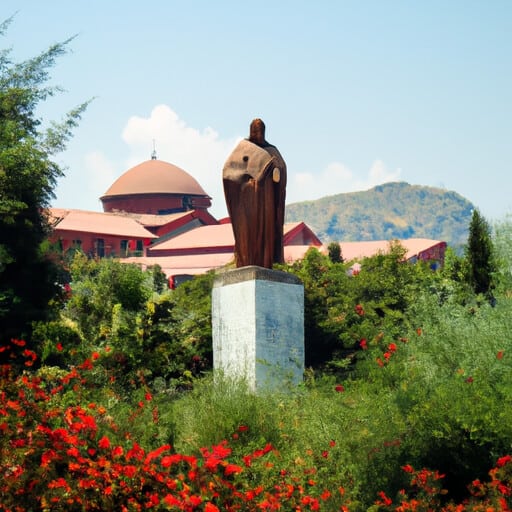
[212,266,304,391]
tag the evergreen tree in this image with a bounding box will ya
[466,208,495,298]
[327,241,343,263]
[0,17,89,348]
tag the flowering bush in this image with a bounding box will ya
[3,341,512,511]
[0,344,348,511]
[372,458,512,511]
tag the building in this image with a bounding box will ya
[336,239,447,266]
[122,221,323,281]
[100,157,212,214]
[50,156,446,283]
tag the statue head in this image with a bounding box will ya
[249,118,266,146]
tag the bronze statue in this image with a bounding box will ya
[222,119,287,268]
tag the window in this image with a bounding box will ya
[96,238,105,258]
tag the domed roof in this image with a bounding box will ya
[101,159,209,199]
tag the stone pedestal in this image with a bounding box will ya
[212,266,304,391]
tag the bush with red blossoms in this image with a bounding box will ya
[372,458,512,512]
[0,344,349,511]
[2,342,512,511]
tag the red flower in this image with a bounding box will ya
[238,424,249,432]
[465,376,474,383]
[402,464,414,473]
[416,327,422,336]
[122,465,137,478]
[329,440,336,447]
[497,455,512,467]
[497,351,504,360]
[224,463,243,476]
[321,450,329,458]
[145,392,152,401]
[359,339,368,350]
[163,494,181,507]
[98,436,110,450]
[79,359,93,370]
[112,446,124,457]
[355,304,365,316]
[321,489,331,500]
[335,384,345,393]
[377,491,392,506]
[66,447,80,458]
[22,349,37,366]
[48,478,70,490]
[205,503,220,512]
[388,342,397,353]
[126,442,145,461]
[376,358,385,367]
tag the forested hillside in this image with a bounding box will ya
[286,181,474,247]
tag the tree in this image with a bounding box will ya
[0,17,89,349]
[327,241,343,263]
[465,209,495,298]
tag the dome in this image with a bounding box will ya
[101,159,209,198]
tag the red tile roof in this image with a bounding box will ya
[284,245,319,263]
[326,239,446,262]
[150,223,235,251]
[112,211,193,227]
[50,208,157,239]
[149,222,322,253]
[122,245,316,278]
[121,253,235,277]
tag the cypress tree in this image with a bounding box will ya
[466,208,495,297]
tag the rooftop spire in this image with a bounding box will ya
[151,139,157,160]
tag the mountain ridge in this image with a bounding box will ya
[285,181,474,248]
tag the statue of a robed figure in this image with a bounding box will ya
[215,119,303,391]
[222,119,287,268]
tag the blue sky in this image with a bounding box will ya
[2,0,511,221]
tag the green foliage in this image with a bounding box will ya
[285,181,474,247]
[327,241,343,263]
[465,208,496,298]
[65,254,151,342]
[5,221,512,509]
[167,284,512,507]
[287,243,440,370]
[0,17,89,348]
[35,255,215,390]
[164,271,214,373]
[492,214,512,295]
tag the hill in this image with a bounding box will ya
[285,181,474,247]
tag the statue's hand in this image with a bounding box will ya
[273,167,281,183]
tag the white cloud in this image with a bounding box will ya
[120,105,240,218]
[68,105,402,216]
[286,159,402,204]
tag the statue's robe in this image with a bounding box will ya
[222,139,287,268]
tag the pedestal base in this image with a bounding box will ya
[212,266,304,391]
